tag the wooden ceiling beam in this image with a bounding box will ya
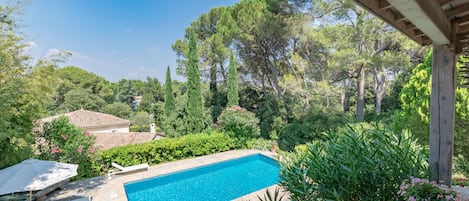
[353,0,424,45]
[458,24,469,34]
[388,0,451,44]
[395,12,407,22]
[421,35,433,45]
[378,0,393,10]
[439,0,457,4]
[455,33,469,54]
[444,3,469,18]
[456,15,469,25]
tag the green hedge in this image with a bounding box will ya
[95,132,236,174]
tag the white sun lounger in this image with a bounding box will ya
[108,162,149,177]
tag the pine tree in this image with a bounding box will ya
[164,66,175,118]
[186,29,205,133]
[227,52,239,107]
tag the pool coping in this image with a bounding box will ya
[46,149,283,201]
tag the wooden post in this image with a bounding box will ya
[429,43,456,186]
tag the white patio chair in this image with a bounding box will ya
[108,162,149,178]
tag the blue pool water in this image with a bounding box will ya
[124,154,280,201]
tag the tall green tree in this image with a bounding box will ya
[116,79,136,106]
[186,29,206,133]
[61,89,106,112]
[100,102,132,119]
[164,66,175,118]
[55,66,114,103]
[227,52,239,106]
[392,51,469,160]
[0,1,35,168]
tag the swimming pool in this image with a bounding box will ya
[124,154,280,201]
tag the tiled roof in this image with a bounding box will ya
[38,109,130,129]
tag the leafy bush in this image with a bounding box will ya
[130,125,150,132]
[392,52,469,160]
[96,132,235,174]
[280,124,428,201]
[130,112,151,132]
[100,102,132,119]
[398,177,463,201]
[162,94,212,137]
[37,117,97,179]
[454,155,469,178]
[218,105,260,139]
[278,107,351,151]
[246,138,274,151]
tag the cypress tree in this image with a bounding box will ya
[163,66,175,118]
[227,52,239,107]
[186,28,205,133]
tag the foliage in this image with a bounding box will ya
[218,105,260,140]
[280,124,428,201]
[54,66,114,107]
[114,79,136,107]
[227,52,239,107]
[164,66,175,119]
[398,177,463,201]
[61,89,106,112]
[137,93,156,113]
[257,187,287,201]
[100,102,132,119]
[96,132,235,174]
[130,112,151,132]
[186,28,207,133]
[454,155,469,178]
[37,117,97,179]
[0,2,36,169]
[162,91,211,137]
[25,60,61,117]
[258,93,285,139]
[278,107,351,151]
[246,138,274,151]
[453,173,469,187]
[151,101,165,132]
[392,51,469,160]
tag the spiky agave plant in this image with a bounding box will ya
[257,187,287,201]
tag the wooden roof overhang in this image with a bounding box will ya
[353,0,469,186]
[354,0,469,54]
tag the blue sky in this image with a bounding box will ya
[22,0,239,82]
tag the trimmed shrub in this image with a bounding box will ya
[96,132,235,174]
[218,105,260,139]
[280,124,428,201]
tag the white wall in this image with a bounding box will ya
[88,126,129,133]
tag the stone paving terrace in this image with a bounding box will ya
[45,149,288,201]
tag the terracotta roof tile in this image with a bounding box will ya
[38,109,130,129]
